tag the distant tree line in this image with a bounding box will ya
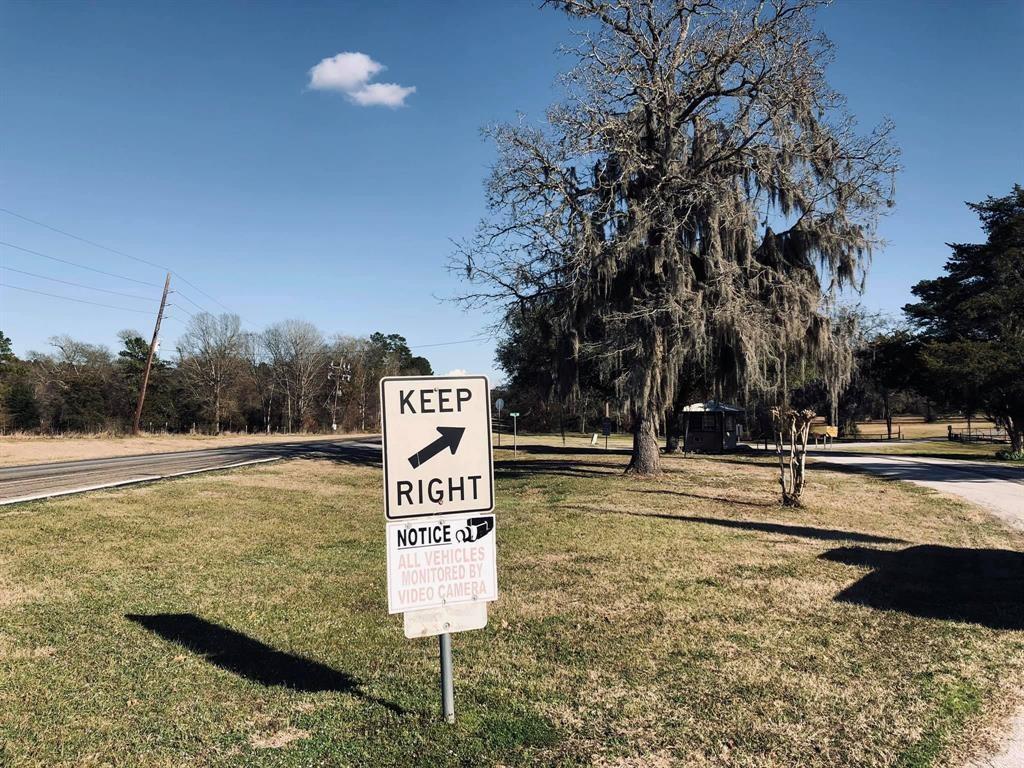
[0,318,432,435]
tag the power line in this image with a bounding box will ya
[168,304,196,321]
[172,273,236,316]
[409,336,491,349]
[170,290,209,313]
[0,207,166,271]
[0,265,159,301]
[0,240,162,287]
[0,282,160,315]
[0,207,247,321]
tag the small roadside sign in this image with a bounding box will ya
[380,375,494,519]
[379,374,498,725]
[386,512,498,613]
[602,417,612,436]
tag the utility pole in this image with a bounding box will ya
[327,360,352,431]
[132,272,171,436]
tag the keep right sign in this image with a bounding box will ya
[379,375,494,519]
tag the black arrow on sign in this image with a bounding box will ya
[408,426,466,469]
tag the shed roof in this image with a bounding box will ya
[682,401,745,413]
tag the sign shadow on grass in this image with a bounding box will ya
[125,613,403,713]
[820,545,1024,630]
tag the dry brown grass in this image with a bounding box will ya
[852,417,999,440]
[0,442,1022,767]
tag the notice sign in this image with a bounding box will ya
[380,375,494,519]
[386,513,498,614]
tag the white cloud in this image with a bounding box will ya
[308,52,382,91]
[307,51,415,108]
[349,82,417,108]
[445,369,468,377]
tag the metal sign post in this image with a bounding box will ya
[495,398,504,447]
[439,633,455,723]
[509,412,519,455]
[379,375,499,724]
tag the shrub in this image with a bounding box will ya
[995,448,1024,462]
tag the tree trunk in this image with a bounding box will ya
[626,412,661,475]
[1008,417,1022,453]
[664,409,681,452]
[214,387,221,435]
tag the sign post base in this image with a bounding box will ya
[439,632,455,723]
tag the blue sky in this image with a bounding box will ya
[2,0,1021,381]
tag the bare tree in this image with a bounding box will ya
[29,336,114,432]
[243,332,276,433]
[457,0,898,475]
[177,313,245,433]
[772,406,815,506]
[263,319,327,432]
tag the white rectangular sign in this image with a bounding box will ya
[386,513,498,614]
[380,375,494,519]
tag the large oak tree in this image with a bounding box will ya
[458,0,898,473]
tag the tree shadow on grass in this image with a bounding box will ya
[635,488,776,509]
[495,442,633,458]
[820,545,1024,630]
[605,508,905,545]
[495,459,622,480]
[126,613,403,713]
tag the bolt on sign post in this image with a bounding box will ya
[379,375,498,724]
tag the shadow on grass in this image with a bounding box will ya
[820,545,1024,630]
[126,613,403,712]
[634,488,776,509]
[606,508,905,545]
[496,459,621,480]
[495,442,632,458]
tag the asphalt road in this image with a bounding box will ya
[0,437,382,506]
[808,447,1024,532]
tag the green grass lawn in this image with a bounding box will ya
[2,444,1023,766]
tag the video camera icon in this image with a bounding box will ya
[456,517,494,543]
